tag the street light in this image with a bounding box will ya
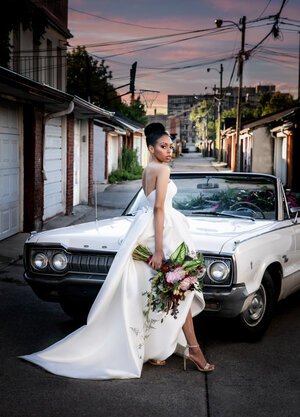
[207,63,223,162]
[215,17,246,171]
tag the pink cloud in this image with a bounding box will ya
[67,1,300,112]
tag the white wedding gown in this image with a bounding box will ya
[20,181,205,379]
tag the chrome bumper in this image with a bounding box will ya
[203,285,252,318]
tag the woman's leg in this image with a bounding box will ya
[182,310,214,370]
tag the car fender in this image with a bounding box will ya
[233,229,290,295]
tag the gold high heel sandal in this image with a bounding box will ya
[183,344,215,373]
[148,359,166,366]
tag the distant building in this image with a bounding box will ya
[166,85,279,153]
[146,114,168,129]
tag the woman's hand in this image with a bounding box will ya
[149,250,164,270]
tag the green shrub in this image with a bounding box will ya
[108,147,143,183]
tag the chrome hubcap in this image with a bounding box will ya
[243,285,266,326]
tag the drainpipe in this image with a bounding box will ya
[42,100,74,180]
[270,126,290,185]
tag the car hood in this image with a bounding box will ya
[188,217,276,253]
[27,215,277,255]
[27,217,135,251]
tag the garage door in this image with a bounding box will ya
[73,120,81,206]
[43,117,65,220]
[0,104,21,240]
[108,134,119,174]
[93,124,106,183]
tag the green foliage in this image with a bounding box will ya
[67,46,122,110]
[108,147,143,183]
[222,91,296,123]
[259,92,294,116]
[189,99,216,140]
[174,194,207,210]
[170,242,189,265]
[174,187,275,211]
[119,97,148,125]
[67,48,149,122]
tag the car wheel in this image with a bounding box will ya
[60,300,90,323]
[237,271,276,341]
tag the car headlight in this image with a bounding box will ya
[51,252,68,271]
[32,252,48,270]
[207,261,230,283]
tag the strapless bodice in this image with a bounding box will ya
[145,180,177,208]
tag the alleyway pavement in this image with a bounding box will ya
[0,154,228,267]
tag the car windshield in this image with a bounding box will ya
[124,174,277,220]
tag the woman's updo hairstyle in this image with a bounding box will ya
[144,122,169,147]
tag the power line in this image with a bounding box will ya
[69,6,190,32]
[256,0,273,19]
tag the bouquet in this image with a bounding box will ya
[132,242,206,320]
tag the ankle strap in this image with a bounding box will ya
[187,344,199,348]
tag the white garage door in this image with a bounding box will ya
[108,134,119,174]
[0,104,21,240]
[43,117,65,220]
[73,120,81,206]
[93,124,106,183]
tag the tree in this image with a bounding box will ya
[258,92,295,116]
[67,46,122,110]
[67,47,148,124]
[222,91,296,123]
[190,99,216,141]
[119,97,148,125]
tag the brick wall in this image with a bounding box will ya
[23,104,44,231]
[66,113,74,215]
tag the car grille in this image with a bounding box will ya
[26,245,233,288]
[26,244,116,276]
[68,253,115,274]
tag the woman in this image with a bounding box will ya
[20,123,214,379]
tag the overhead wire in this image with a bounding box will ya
[256,0,273,19]
[13,1,298,99]
[69,6,192,31]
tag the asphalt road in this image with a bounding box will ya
[0,154,299,417]
[1,265,299,417]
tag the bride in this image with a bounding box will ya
[20,123,215,379]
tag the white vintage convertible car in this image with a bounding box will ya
[23,173,300,339]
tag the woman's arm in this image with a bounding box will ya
[148,165,170,270]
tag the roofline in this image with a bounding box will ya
[73,96,114,118]
[113,116,144,133]
[0,65,72,104]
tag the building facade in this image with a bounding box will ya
[0,1,123,240]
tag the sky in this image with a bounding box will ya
[67,0,300,114]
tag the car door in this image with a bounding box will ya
[280,184,300,296]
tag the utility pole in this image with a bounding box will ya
[235,16,246,171]
[130,61,137,104]
[85,54,91,102]
[217,63,223,162]
[207,63,223,161]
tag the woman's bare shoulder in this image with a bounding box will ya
[145,162,170,175]
[153,163,170,175]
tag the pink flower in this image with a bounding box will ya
[189,275,198,285]
[165,267,186,284]
[179,275,198,291]
[179,277,192,291]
